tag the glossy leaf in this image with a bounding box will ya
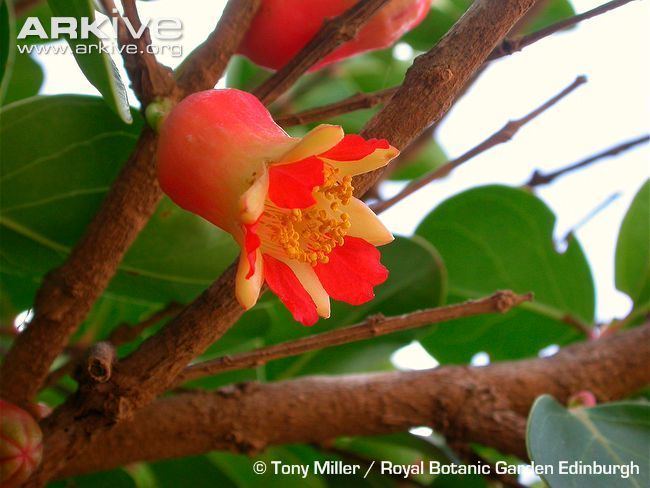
[47,0,131,123]
[527,396,650,488]
[416,185,595,363]
[615,180,650,311]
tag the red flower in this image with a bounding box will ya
[0,400,43,488]
[239,0,431,70]
[157,89,398,325]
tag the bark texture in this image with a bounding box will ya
[59,324,650,477]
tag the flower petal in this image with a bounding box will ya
[263,254,319,326]
[243,222,261,278]
[278,125,344,164]
[280,258,331,318]
[268,156,324,209]
[323,144,399,177]
[314,237,388,305]
[239,165,269,224]
[320,134,390,161]
[343,197,394,246]
[236,248,264,310]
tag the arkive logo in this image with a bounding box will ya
[18,14,183,40]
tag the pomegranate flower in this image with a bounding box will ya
[157,89,398,325]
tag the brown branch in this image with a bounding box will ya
[488,0,637,60]
[84,342,116,384]
[276,87,398,127]
[525,135,650,187]
[0,0,257,408]
[370,75,587,214]
[58,324,650,477]
[178,291,532,384]
[252,0,390,105]
[275,0,633,128]
[175,0,262,94]
[28,1,541,483]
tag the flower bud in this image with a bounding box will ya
[0,399,43,488]
[239,0,431,70]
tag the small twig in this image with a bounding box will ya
[488,0,636,60]
[276,87,397,127]
[562,192,621,243]
[176,291,532,384]
[175,0,262,93]
[525,135,650,187]
[370,75,587,214]
[85,342,116,384]
[108,302,184,346]
[253,0,390,105]
[276,0,633,127]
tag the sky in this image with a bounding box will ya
[34,0,648,328]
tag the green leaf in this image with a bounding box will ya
[0,0,15,103]
[0,96,238,336]
[265,237,446,379]
[47,0,131,123]
[389,138,447,181]
[2,52,44,105]
[416,185,595,363]
[615,180,650,310]
[527,396,650,488]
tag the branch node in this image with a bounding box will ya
[85,342,116,384]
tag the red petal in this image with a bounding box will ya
[268,156,324,209]
[243,222,261,279]
[314,237,388,305]
[263,254,319,326]
[319,134,390,161]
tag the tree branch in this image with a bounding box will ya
[525,135,650,187]
[252,0,390,105]
[58,324,650,477]
[370,75,587,214]
[178,291,532,384]
[175,0,262,94]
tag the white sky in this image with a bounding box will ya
[34,0,649,326]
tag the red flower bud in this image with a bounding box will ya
[157,89,398,325]
[0,400,43,488]
[239,0,430,70]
